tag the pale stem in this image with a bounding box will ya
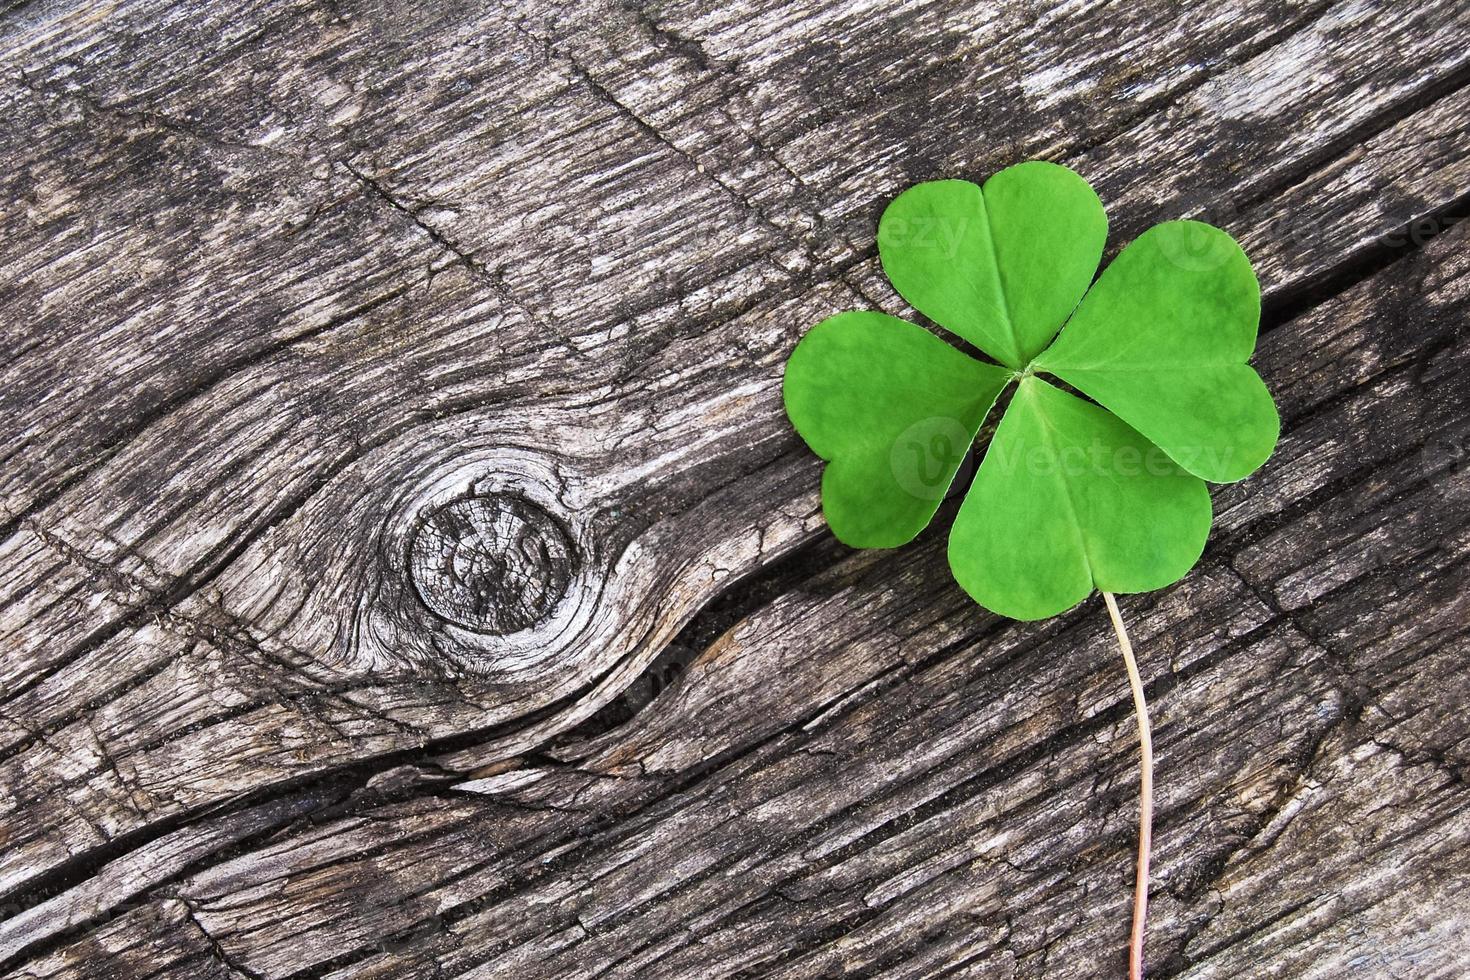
[1103,590,1152,980]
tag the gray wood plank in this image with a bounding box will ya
[1,0,1467,975]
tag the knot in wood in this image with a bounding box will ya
[407,493,574,635]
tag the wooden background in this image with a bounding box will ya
[2,0,1468,976]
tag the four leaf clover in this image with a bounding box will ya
[783,161,1279,620]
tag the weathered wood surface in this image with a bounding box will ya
[1,0,1467,976]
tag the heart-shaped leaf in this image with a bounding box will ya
[877,162,1108,369]
[1034,221,1279,482]
[783,311,1011,548]
[947,377,1212,620]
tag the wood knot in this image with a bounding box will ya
[407,493,574,635]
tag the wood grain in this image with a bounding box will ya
[1,0,1467,976]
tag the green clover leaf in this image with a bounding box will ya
[783,161,1279,621]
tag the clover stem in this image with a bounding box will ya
[1102,590,1152,980]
